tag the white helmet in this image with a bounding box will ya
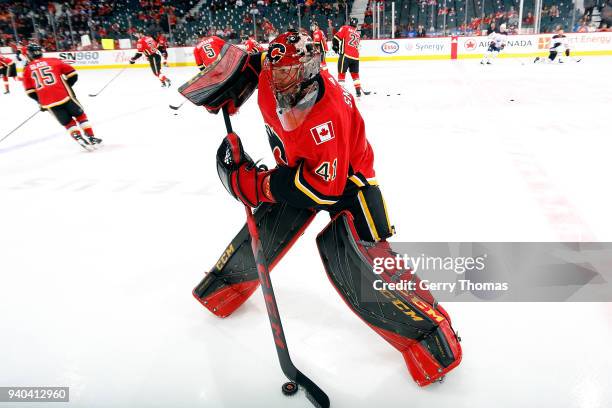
[499,23,507,33]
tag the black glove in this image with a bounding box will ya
[39,105,47,112]
[332,45,339,54]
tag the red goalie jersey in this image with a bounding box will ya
[22,58,78,108]
[194,36,226,70]
[334,25,360,59]
[258,70,375,207]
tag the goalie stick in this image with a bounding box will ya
[221,106,330,408]
[169,100,187,110]
[88,67,127,97]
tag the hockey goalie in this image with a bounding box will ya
[181,29,462,386]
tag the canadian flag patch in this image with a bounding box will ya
[310,121,335,145]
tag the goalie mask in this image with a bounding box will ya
[263,30,321,131]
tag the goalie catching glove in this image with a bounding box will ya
[216,133,275,207]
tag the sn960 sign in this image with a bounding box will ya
[59,51,100,65]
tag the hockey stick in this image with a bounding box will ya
[169,100,186,110]
[0,110,40,144]
[221,106,330,408]
[88,67,127,97]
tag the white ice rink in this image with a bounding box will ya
[1,57,611,408]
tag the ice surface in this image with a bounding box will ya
[1,58,611,408]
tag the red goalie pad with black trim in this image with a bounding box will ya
[316,212,462,386]
[178,43,261,115]
[193,202,316,317]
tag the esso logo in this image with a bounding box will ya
[381,41,399,54]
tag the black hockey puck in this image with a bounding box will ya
[281,381,298,396]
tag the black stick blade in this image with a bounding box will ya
[296,370,330,408]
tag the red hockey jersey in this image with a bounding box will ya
[136,36,159,57]
[22,58,78,108]
[194,36,226,69]
[334,25,360,59]
[156,34,168,48]
[312,29,329,52]
[0,55,14,67]
[258,70,375,206]
[243,38,264,54]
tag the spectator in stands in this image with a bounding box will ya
[576,17,590,32]
[601,1,612,29]
[487,21,497,35]
[584,0,596,21]
[523,11,535,27]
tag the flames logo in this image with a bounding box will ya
[268,43,286,63]
[266,124,288,165]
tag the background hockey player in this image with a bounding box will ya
[22,44,101,150]
[242,35,264,54]
[333,18,366,96]
[193,35,226,71]
[156,33,169,67]
[14,40,29,64]
[481,23,508,64]
[534,27,579,63]
[129,32,170,87]
[0,55,17,94]
[311,21,328,70]
[184,30,462,386]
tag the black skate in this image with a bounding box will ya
[165,78,171,87]
[3,89,8,94]
[88,136,103,146]
[71,131,94,152]
[356,88,362,97]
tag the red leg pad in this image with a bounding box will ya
[192,280,259,318]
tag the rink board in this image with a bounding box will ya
[2,32,611,70]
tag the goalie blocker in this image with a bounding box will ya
[193,205,462,386]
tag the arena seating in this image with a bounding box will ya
[0,0,605,52]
